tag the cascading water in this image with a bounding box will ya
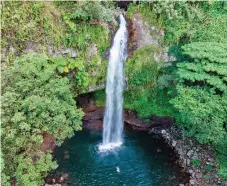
[100,14,128,150]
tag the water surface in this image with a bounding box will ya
[55,129,185,186]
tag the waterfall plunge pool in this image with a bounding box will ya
[54,128,188,186]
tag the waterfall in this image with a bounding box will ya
[100,14,128,150]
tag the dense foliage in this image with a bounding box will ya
[171,42,227,179]
[123,46,175,118]
[126,1,227,180]
[1,2,64,50]
[152,1,227,44]
[176,42,227,92]
[1,53,83,185]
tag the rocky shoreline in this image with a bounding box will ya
[149,127,225,186]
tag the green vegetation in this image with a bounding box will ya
[171,42,227,179]
[2,0,227,184]
[1,53,84,185]
[123,42,175,118]
[1,2,63,50]
[171,43,227,145]
[126,1,227,180]
[152,1,227,44]
[53,2,117,90]
[123,46,174,117]
[127,2,162,28]
[55,1,113,52]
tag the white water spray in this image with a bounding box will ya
[100,15,128,150]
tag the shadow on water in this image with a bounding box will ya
[53,128,189,186]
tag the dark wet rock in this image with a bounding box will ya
[81,105,173,131]
[127,19,137,57]
[150,115,173,127]
[83,119,103,130]
[78,94,174,130]
[45,172,69,186]
[83,108,104,121]
[124,110,173,130]
[59,173,69,183]
[40,132,56,152]
[116,1,132,11]
[76,93,97,113]
[124,110,151,130]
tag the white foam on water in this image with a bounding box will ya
[98,142,123,152]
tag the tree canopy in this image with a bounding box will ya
[1,53,83,185]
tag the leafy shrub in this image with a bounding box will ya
[124,45,175,118]
[1,53,83,185]
[170,42,227,164]
[127,2,162,28]
[50,56,89,90]
[1,2,63,48]
[125,46,160,90]
[177,42,227,92]
[171,86,227,145]
[152,1,227,44]
[124,88,175,118]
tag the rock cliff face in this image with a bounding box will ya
[127,13,175,65]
